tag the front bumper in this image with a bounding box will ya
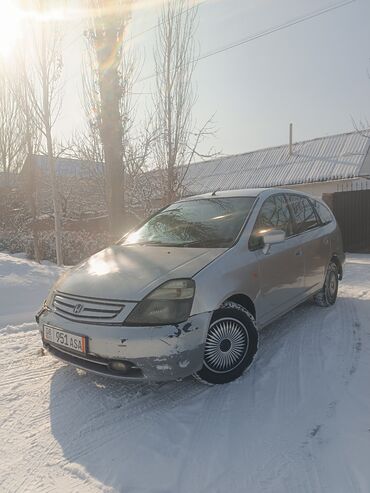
[37,309,211,381]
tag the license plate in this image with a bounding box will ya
[43,325,87,354]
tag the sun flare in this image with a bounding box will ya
[0,0,21,58]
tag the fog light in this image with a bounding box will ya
[110,361,129,372]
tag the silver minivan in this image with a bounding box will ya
[36,188,345,384]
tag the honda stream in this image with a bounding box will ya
[36,188,344,384]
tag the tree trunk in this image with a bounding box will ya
[28,154,41,263]
[47,145,63,266]
[41,24,63,266]
[100,69,124,234]
[94,23,125,236]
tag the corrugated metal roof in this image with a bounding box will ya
[33,155,104,177]
[181,130,370,195]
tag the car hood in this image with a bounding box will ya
[54,244,226,301]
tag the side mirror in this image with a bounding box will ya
[262,229,286,255]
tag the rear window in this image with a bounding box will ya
[287,195,319,234]
[249,194,294,250]
[313,200,333,225]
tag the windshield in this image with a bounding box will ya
[123,197,256,248]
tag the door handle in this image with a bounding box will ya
[295,250,303,256]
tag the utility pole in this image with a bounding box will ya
[289,122,293,156]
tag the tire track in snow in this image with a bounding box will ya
[1,364,62,491]
[173,385,226,493]
[293,293,364,493]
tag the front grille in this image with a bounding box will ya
[53,291,125,322]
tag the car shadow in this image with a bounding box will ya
[49,363,211,491]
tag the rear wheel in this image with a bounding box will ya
[313,261,339,307]
[194,302,258,385]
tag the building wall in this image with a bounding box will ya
[278,178,370,198]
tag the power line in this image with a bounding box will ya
[138,0,356,84]
[129,0,206,42]
[198,0,355,63]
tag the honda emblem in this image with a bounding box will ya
[73,303,84,314]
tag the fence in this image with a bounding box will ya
[332,189,370,253]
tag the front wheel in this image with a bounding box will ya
[194,302,258,385]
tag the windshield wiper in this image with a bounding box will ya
[181,238,233,248]
[129,240,178,247]
[125,238,233,248]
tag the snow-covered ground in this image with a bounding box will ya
[0,251,370,493]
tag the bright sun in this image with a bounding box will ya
[0,0,21,58]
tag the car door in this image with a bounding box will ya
[286,194,330,293]
[249,193,305,325]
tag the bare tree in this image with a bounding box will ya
[0,70,26,182]
[70,47,107,212]
[69,129,108,212]
[86,0,133,235]
[81,4,158,225]
[124,114,159,217]
[9,54,43,262]
[153,0,216,205]
[17,0,65,265]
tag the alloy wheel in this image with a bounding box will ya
[204,317,249,374]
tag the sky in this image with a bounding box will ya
[58,0,370,156]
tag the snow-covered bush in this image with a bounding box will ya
[0,189,30,234]
[0,230,111,265]
[0,233,32,255]
[0,189,114,264]
[29,231,111,265]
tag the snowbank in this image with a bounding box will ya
[0,252,60,328]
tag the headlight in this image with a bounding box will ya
[125,279,195,326]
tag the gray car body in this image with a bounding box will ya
[37,188,345,381]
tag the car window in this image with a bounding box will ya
[249,194,293,250]
[123,196,256,248]
[313,200,333,225]
[287,195,319,234]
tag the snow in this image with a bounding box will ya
[0,252,61,328]
[1,252,370,492]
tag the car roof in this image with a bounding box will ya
[177,187,320,202]
[178,188,269,201]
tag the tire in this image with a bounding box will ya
[194,301,258,385]
[313,261,339,307]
